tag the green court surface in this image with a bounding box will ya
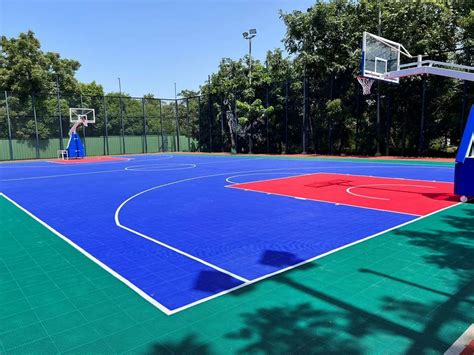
[1,193,473,353]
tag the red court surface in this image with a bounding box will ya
[229,173,458,216]
[49,156,128,164]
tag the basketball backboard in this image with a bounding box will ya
[69,108,95,124]
[361,32,411,84]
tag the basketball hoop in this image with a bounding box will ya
[357,76,375,95]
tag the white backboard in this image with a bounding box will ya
[69,108,95,124]
[362,32,403,84]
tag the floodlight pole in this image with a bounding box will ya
[249,37,253,85]
[243,30,257,86]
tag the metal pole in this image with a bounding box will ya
[174,99,180,152]
[142,98,147,153]
[375,2,382,156]
[265,85,269,153]
[197,95,202,151]
[174,83,180,152]
[159,99,164,152]
[102,95,109,155]
[186,98,191,151]
[80,94,86,155]
[31,94,40,159]
[118,77,126,154]
[4,91,14,160]
[328,74,333,155]
[249,37,252,86]
[285,80,289,154]
[302,68,307,154]
[385,90,391,156]
[208,75,213,152]
[356,84,361,154]
[56,74,64,150]
[419,76,427,156]
[220,96,225,152]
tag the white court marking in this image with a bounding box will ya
[346,183,436,201]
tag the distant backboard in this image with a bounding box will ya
[362,32,404,84]
[69,108,95,124]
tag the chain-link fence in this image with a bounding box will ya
[0,74,472,160]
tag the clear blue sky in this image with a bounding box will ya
[1,0,315,98]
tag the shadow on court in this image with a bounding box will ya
[217,203,474,354]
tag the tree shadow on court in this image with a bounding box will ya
[148,334,213,354]
[226,204,474,353]
[226,302,363,354]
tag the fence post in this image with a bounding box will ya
[159,99,165,152]
[233,92,238,153]
[419,76,427,156]
[197,96,202,151]
[302,70,307,154]
[31,94,40,159]
[328,74,334,155]
[385,90,392,156]
[186,98,191,151]
[208,94,213,152]
[4,91,14,160]
[56,75,64,150]
[265,86,269,153]
[142,98,147,153]
[355,84,361,154]
[119,95,126,154]
[284,80,289,154]
[174,99,180,152]
[220,96,225,152]
[102,96,109,155]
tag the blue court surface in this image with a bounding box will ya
[0,154,456,314]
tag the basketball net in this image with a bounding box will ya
[357,76,375,95]
[69,117,88,135]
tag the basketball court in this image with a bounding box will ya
[0,153,462,313]
[1,22,473,354]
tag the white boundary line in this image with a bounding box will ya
[444,323,474,355]
[0,192,174,315]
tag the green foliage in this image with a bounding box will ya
[0,31,81,96]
